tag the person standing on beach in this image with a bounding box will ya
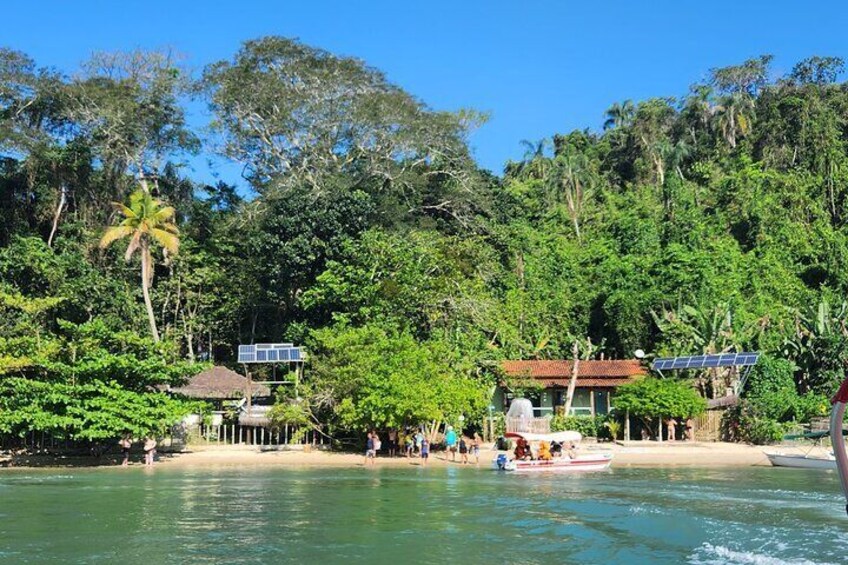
[119,434,132,467]
[404,430,414,458]
[459,435,469,464]
[143,436,157,466]
[667,418,677,441]
[364,431,375,465]
[388,429,398,457]
[373,431,382,458]
[471,432,482,464]
[420,437,430,466]
[414,429,424,456]
[444,425,458,462]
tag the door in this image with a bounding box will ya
[593,390,609,416]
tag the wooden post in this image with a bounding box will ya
[244,366,252,411]
[624,410,630,442]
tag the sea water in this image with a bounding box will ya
[0,465,844,564]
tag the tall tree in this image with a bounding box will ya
[550,152,592,239]
[202,36,483,203]
[69,49,198,196]
[713,92,755,148]
[603,100,635,130]
[99,190,179,342]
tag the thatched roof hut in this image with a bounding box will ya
[170,366,271,399]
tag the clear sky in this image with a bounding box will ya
[4,1,848,187]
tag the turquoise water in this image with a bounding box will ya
[0,465,845,564]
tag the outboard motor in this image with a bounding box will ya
[496,454,508,470]
[830,377,848,515]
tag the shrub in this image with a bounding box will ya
[743,418,785,445]
[613,377,706,419]
[550,414,606,438]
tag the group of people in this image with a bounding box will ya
[364,426,483,466]
[513,437,576,461]
[118,435,158,467]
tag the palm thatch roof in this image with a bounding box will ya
[170,366,271,399]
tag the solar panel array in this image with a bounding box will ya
[238,343,305,364]
[651,352,760,371]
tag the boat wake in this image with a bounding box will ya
[689,543,833,565]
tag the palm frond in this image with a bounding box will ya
[150,228,180,256]
[153,206,176,223]
[99,225,134,249]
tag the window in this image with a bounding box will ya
[555,388,592,416]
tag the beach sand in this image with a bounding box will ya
[3,441,828,469]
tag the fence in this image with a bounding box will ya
[694,410,723,441]
[1,424,327,454]
[181,424,327,447]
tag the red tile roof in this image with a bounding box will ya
[501,359,646,388]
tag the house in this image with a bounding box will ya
[497,359,647,417]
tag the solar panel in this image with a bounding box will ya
[238,343,305,364]
[651,352,760,371]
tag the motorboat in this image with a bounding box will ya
[764,430,839,470]
[764,451,836,470]
[493,431,613,472]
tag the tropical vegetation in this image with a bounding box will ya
[2,39,848,447]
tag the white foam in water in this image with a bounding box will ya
[689,543,835,565]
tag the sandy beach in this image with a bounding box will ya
[2,441,828,469]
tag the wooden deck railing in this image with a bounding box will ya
[505,416,551,434]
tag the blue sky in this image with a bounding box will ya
[4,1,848,188]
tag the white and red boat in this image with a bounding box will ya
[493,431,613,472]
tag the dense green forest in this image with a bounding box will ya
[1,39,847,444]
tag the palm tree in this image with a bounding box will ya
[713,93,755,148]
[603,100,635,130]
[518,138,552,179]
[100,189,179,342]
[550,153,592,240]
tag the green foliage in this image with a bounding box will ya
[0,378,202,440]
[723,355,828,444]
[307,323,491,431]
[550,414,609,438]
[613,378,707,419]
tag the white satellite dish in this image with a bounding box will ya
[634,349,646,359]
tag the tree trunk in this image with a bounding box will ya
[47,184,66,248]
[141,249,160,342]
[563,341,580,415]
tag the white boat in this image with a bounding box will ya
[493,431,613,472]
[764,429,840,470]
[765,452,836,470]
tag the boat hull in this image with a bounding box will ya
[765,452,836,470]
[493,453,613,472]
